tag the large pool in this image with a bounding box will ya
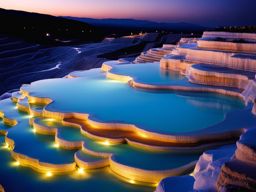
[22,67,244,135]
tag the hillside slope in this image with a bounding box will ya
[0,8,103,45]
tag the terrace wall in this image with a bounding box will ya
[188,66,249,89]
[177,47,256,72]
[203,31,256,42]
[198,40,256,53]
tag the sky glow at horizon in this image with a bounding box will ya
[1,0,255,26]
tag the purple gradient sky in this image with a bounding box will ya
[1,0,255,26]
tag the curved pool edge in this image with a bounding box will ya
[109,155,197,184]
[0,184,4,192]
[32,116,238,153]
[0,106,202,186]
[16,86,247,146]
[2,122,200,186]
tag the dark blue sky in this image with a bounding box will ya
[1,0,255,27]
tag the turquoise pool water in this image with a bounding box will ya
[22,69,244,135]
[70,63,241,92]
[111,63,189,86]
[0,137,152,192]
[0,98,197,191]
[1,99,76,164]
[0,121,11,132]
[35,118,200,170]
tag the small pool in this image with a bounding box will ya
[0,136,152,192]
[35,118,200,170]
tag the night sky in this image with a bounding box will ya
[1,0,255,27]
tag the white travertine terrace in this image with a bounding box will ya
[198,39,256,53]
[161,31,256,72]
[157,31,256,192]
[235,129,256,166]
[193,145,235,191]
[157,129,256,192]
[161,31,256,114]
[187,65,251,89]
[156,145,235,192]
[160,54,194,74]
[217,129,256,191]
[202,31,256,42]
[134,44,175,63]
[170,44,256,71]
[178,37,200,46]
[0,185,4,192]
[242,80,256,115]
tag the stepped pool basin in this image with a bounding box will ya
[21,68,244,135]
[0,136,152,192]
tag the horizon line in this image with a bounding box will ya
[1,8,217,27]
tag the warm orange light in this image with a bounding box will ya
[137,132,148,138]
[29,99,36,104]
[23,115,33,119]
[129,179,136,184]
[12,161,20,167]
[99,140,111,146]
[153,182,159,187]
[70,168,91,180]
[46,171,53,177]
[2,143,9,149]
[52,143,59,148]
[45,118,56,123]
[77,168,84,175]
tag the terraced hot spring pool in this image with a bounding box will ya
[22,66,244,135]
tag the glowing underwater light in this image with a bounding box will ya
[13,161,20,166]
[77,168,84,175]
[47,118,55,122]
[137,132,148,138]
[30,128,36,133]
[99,140,111,146]
[2,143,9,150]
[22,115,33,119]
[129,179,135,184]
[46,171,53,177]
[3,143,9,148]
[52,143,59,148]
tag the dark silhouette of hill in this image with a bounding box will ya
[0,8,206,45]
[0,8,104,45]
[65,17,207,34]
